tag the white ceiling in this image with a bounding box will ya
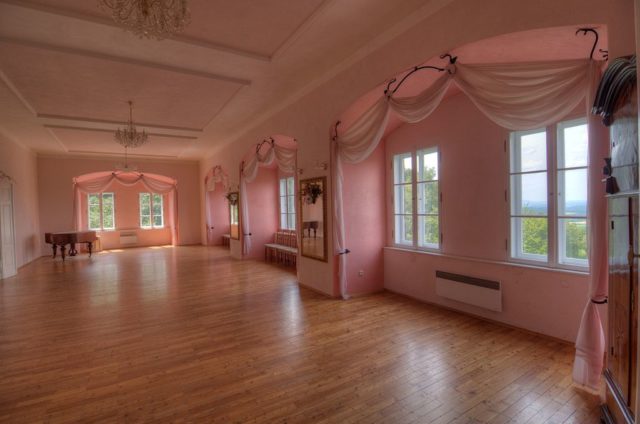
[0,0,447,160]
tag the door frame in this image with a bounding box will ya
[0,171,17,280]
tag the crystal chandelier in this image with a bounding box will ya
[115,101,149,149]
[98,0,191,40]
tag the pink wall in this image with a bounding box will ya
[383,92,590,342]
[342,142,386,295]
[0,135,40,268]
[243,166,279,260]
[206,181,230,246]
[199,0,635,296]
[78,181,171,250]
[37,155,200,255]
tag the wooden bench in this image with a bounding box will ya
[265,230,297,267]
[222,234,230,247]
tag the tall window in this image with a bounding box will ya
[279,176,296,230]
[509,118,588,268]
[393,147,440,249]
[88,193,115,231]
[139,193,164,229]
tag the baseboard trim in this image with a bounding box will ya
[383,288,574,346]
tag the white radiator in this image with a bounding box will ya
[435,271,502,312]
[119,232,138,245]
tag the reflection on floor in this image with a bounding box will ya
[301,236,324,258]
[0,246,600,422]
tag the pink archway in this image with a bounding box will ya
[72,170,179,245]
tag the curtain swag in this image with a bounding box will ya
[331,58,607,392]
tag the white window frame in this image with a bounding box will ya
[392,147,441,251]
[87,192,115,231]
[279,176,296,230]
[139,192,164,229]
[508,117,589,271]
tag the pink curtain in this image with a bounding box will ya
[572,64,609,393]
[204,166,229,245]
[72,171,179,245]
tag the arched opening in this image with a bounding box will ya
[239,135,298,264]
[204,165,230,246]
[72,170,179,250]
[332,23,608,325]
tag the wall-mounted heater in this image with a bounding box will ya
[435,270,502,312]
[119,232,138,246]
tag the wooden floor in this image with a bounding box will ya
[0,246,601,423]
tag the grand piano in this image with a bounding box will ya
[45,231,98,261]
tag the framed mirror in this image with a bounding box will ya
[299,177,327,261]
[227,192,240,240]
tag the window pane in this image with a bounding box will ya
[418,215,439,247]
[394,153,412,184]
[512,217,548,260]
[558,169,587,216]
[88,202,101,230]
[88,194,100,206]
[511,130,546,172]
[280,196,287,214]
[417,149,438,181]
[153,215,163,227]
[280,214,287,229]
[394,215,413,245]
[141,216,151,227]
[418,182,438,214]
[559,123,588,168]
[140,193,150,216]
[394,184,412,214]
[287,195,295,215]
[559,218,588,264]
[279,178,286,196]
[152,194,162,216]
[102,193,114,229]
[287,177,295,194]
[287,213,296,230]
[510,172,547,216]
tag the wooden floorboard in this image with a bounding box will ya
[0,246,601,423]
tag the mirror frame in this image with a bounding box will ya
[228,192,240,240]
[299,176,328,262]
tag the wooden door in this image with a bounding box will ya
[0,180,16,279]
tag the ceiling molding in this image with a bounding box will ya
[0,36,252,87]
[0,0,272,62]
[270,0,335,61]
[43,124,199,140]
[0,68,37,116]
[37,114,204,134]
[36,151,199,163]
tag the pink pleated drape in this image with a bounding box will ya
[72,171,180,245]
[331,58,608,389]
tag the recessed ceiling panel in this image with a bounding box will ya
[49,127,194,158]
[18,0,326,57]
[0,41,243,130]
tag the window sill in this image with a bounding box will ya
[384,246,589,276]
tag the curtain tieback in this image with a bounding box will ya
[590,297,608,304]
[338,249,351,255]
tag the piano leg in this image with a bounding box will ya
[88,242,93,257]
[52,244,57,258]
[69,243,78,256]
[61,245,66,261]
